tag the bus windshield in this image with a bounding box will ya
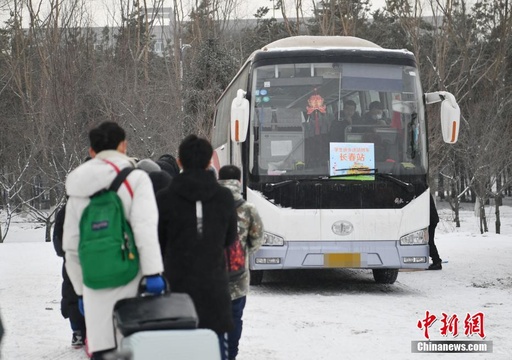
[249,62,427,178]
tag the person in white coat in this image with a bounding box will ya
[63,122,165,359]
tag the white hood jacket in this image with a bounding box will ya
[63,150,164,353]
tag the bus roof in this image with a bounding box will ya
[216,36,415,106]
[248,36,413,62]
[262,36,382,51]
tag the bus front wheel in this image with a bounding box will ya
[372,269,398,284]
[250,270,264,285]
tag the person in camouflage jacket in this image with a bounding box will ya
[218,165,263,360]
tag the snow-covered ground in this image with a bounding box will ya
[1,199,511,359]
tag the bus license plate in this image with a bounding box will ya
[325,253,361,267]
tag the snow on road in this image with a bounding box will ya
[1,201,511,359]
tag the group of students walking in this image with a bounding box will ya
[54,121,263,360]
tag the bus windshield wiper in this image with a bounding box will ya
[375,172,414,193]
[327,169,414,193]
[265,179,298,191]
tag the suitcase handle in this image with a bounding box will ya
[138,275,171,297]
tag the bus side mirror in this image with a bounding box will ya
[425,91,460,144]
[231,89,250,143]
[440,93,460,144]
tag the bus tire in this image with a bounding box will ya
[250,270,264,285]
[372,269,398,284]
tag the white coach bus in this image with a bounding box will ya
[211,36,460,284]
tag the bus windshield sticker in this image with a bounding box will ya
[329,142,375,180]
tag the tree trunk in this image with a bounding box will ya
[450,179,460,227]
[438,174,445,200]
[1,210,13,242]
[454,198,460,228]
[495,195,502,234]
[479,200,488,234]
[45,218,52,242]
[508,167,512,196]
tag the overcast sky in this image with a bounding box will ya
[0,0,388,25]
[83,0,390,27]
[1,0,478,28]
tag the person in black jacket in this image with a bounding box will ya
[156,135,237,360]
[361,101,387,125]
[329,99,361,142]
[53,204,87,347]
[428,193,442,270]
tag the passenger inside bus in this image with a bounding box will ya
[329,99,361,143]
[303,92,330,166]
[361,101,388,126]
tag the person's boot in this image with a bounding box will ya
[428,260,442,270]
[71,330,84,348]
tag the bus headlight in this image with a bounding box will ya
[263,232,284,246]
[399,229,428,245]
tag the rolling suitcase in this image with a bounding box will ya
[113,280,220,359]
[120,329,221,360]
[113,291,198,336]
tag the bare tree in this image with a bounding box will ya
[1,0,512,239]
[310,0,371,36]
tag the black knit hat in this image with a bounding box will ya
[156,154,180,178]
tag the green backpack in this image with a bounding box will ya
[79,167,139,289]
